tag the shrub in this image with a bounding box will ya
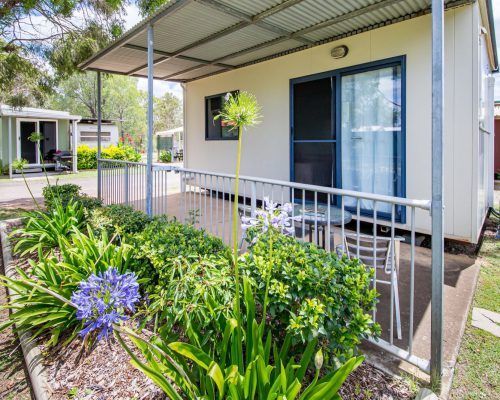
[89,204,151,237]
[42,183,81,209]
[134,217,229,290]
[241,232,379,362]
[77,145,97,169]
[158,150,172,163]
[77,144,141,170]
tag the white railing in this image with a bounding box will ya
[98,158,432,373]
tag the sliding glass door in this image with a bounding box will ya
[291,57,405,220]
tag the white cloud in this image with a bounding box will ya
[123,4,142,30]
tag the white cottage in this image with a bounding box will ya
[81,0,498,244]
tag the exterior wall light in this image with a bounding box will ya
[331,45,349,59]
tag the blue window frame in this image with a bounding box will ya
[290,56,406,222]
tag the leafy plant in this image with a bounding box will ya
[134,217,229,292]
[241,233,379,362]
[144,254,234,336]
[158,150,172,163]
[12,200,85,256]
[119,278,364,400]
[0,227,138,347]
[77,144,141,170]
[42,183,81,209]
[89,204,151,237]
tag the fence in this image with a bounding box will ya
[99,158,433,373]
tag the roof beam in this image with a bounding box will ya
[198,0,312,45]
[123,44,235,75]
[79,0,193,69]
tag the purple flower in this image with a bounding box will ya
[71,268,140,340]
[241,197,301,237]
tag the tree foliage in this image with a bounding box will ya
[153,91,182,133]
[0,1,172,107]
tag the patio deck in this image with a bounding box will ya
[126,190,479,378]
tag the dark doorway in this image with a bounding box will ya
[40,121,57,160]
[20,121,37,163]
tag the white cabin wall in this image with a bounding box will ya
[185,6,479,242]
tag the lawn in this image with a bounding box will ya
[450,229,500,399]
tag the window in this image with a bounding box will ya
[80,131,111,142]
[205,91,239,140]
[291,57,405,220]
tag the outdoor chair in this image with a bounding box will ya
[340,233,403,340]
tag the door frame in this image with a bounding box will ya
[16,118,59,165]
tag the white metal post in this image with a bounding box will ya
[97,71,102,199]
[8,116,12,178]
[146,23,154,216]
[431,0,444,391]
[72,119,79,173]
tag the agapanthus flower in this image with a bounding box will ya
[241,197,301,237]
[71,268,140,340]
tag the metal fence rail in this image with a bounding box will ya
[99,158,432,373]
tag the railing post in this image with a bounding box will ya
[250,181,257,217]
[431,0,444,391]
[124,163,129,205]
[97,71,102,200]
[145,23,154,216]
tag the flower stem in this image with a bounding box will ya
[261,234,273,322]
[231,127,243,371]
[21,171,41,210]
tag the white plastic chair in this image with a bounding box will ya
[341,232,403,340]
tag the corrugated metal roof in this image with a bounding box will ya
[80,0,483,82]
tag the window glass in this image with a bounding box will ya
[341,65,402,214]
[205,91,239,140]
[293,78,332,140]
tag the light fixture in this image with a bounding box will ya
[331,45,348,59]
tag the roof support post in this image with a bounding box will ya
[146,23,154,216]
[97,71,102,200]
[8,116,12,178]
[72,119,79,173]
[431,0,444,392]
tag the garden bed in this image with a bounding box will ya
[0,187,419,399]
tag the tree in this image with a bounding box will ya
[153,92,182,133]
[50,72,147,148]
[0,1,171,107]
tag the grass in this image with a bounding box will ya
[0,208,29,221]
[450,231,500,399]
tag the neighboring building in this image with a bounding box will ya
[77,118,120,148]
[156,126,184,158]
[81,0,497,243]
[0,105,81,176]
[495,101,500,178]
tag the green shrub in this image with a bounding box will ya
[158,150,172,163]
[135,217,229,288]
[241,232,379,362]
[75,194,103,212]
[77,145,97,169]
[89,204,151,237]
[42,183,81,209]
[77,144,141,170]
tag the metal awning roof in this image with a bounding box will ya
[80,0,495,82]
[0,105,81,120]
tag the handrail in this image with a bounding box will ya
[98,159,431,210]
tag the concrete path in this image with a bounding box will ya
[0,171,98,206]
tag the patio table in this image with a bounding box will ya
[293,204,353,248]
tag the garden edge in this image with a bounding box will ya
[0,219,50,400]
